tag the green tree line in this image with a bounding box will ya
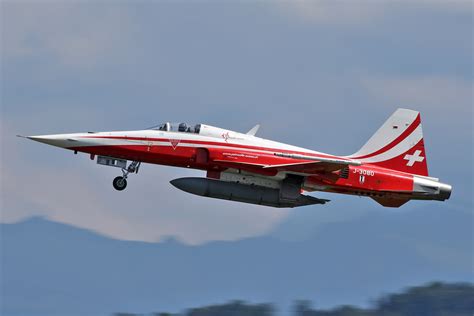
[114,282,474,316]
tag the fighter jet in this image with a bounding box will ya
[22,109,451,207]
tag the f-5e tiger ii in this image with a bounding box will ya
[22,109,451,208]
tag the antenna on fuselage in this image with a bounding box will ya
[246,124,260,136]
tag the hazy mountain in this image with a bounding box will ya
[1,206,472,316]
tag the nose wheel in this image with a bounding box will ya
[113,176,127,191]
[113,161,140,191]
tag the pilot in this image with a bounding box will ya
[178,123,187,132]
[194,124,201,134]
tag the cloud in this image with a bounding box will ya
[275,0,472,26]
[277,0,386,25]
[361,75,473,114]
[1,2,136,69]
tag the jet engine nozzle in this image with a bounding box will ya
[437,182,452,201]
[413,176,452,201]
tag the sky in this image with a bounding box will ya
[1,0,473,245]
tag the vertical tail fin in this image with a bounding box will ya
[349,108,429,176]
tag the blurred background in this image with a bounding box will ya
[1,1,472,315]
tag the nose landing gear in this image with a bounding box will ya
[113,161,141,191]
[113,176,128,191]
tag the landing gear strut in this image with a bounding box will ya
[113,161,141,191]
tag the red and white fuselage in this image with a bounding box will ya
[25,109,451,208]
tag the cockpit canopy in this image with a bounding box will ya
[152,122,201,134]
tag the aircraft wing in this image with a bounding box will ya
[212,152,360,175]
[262,152,361,174]
[263,161,349,173]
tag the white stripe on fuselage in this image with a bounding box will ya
[73,130,344,159]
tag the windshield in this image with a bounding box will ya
[152,122,201,134]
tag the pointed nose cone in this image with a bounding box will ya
[27,134,78,149]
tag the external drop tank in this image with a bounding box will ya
[170,177,329,208]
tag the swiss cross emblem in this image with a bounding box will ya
[404,150,424,167]
[169,139,180,150]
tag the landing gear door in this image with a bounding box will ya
[97,156,127,169]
